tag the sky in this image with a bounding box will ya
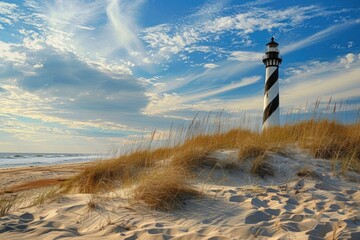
[0,0,359,153]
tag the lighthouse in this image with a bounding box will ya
[262,37,282,130]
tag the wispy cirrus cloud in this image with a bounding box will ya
[20,0,146,75]
[229,51,263,62]
[281,53,360,106]
[141,4,345,63]
[143,75,261,116]
[282,19,360,54]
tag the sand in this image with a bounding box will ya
[0,163,93,194]
[1,150,359,239]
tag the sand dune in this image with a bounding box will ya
[1,150,359,239]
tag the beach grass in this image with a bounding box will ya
[132,166,199,210]
[59,114,360,211]
[0,195,17,217]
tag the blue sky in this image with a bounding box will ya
[0,0,359,153]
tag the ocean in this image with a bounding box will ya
[0,152,100,168]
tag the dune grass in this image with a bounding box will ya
[0,195,18,217]
[60,115,360,209]
[28,187,61,207]
[132,166,199,210]
[61,148,174,193]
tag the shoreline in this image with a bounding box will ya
[0,158,95,170]
[0,151,112,170]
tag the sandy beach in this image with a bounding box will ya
[0,162,93,194]
[1,149,359,239]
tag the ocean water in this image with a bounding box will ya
[0,152,99,168]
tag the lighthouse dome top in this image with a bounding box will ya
[266,37,279,47]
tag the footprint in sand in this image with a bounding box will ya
[315,201,326,211]
[250,225,274,237]
[229,195,245,203]
[334,192,350,202]
[280,214,304,222]
[344,189,357,195]
[306,222,334,239]
[245,211,272,224]
[327,204,341,212]
[19,212,34,223]
[147,228,164,234]
[314,181,340,191]
[251,198,269,208]
[304,208,315,214]
[280,219,318,233]
[0,225,15,233]
[264,208,280,216]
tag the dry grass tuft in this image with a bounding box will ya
[171,147,213,169]
[29,187,61,207]
[0,195,18,217]
[85,194,105,213]
[62,160,127,193]
[132,167,199,210]
[250,153,275,178]
[62,148,174,193]
[238,144,267,161]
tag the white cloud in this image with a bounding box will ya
[154,59,259,94]
[281,53,360,107]
[0,1,19,28]
[143,75,261,115]
[105,0,145,54]
[0,84,147,139]
[0,41,26,64]
[185,76,261,102]
[284,52,360,81]
[21,0,146,75]
[282,19,360,54]
[33,63,43,68]
[282,68,360,109]
[341,53,357,65]
[141,4,343,62]
[204,63,219,69]
[229,51,263,62]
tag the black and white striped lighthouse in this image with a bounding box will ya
[262,37,282,129]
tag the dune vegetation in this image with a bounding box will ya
[61,115,360,210]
